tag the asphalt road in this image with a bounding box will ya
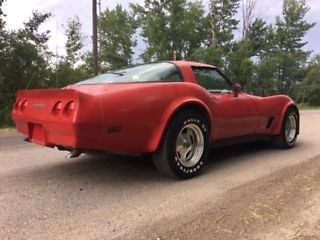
[1,110,320,240]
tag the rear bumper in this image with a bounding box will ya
[14,117,78,149]
[12,88,105,151]
[14,118,106,152]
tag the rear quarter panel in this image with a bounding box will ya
[98,82,214,153]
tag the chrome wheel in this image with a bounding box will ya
[285,114,297,143]
[176,124,204,168]
[153,110,209,179]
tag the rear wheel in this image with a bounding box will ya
[272,108,299,148]
[152,110,209,179]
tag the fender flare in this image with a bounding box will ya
[148,99,212,152]
[273,103,300,135]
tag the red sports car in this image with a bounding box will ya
[12,61,299,179]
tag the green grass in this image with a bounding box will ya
[297,103,320,110]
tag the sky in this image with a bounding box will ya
[2,0,320,61]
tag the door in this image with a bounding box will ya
[192,67,260,140]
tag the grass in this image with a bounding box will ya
[0,127,15,131]
[297,103,320,110]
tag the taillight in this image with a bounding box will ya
[15,99,21,111]
[52,101,62,116]
[20,100,28,112]
[63,101,75,117]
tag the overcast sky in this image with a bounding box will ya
[2,0,320,61]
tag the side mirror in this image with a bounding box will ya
[233,83,242,97]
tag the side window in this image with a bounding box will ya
[192,67,232,92]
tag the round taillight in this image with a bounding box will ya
[52,101,63,116]
[63,101,75,117]
[20,100,28,111]
[15,99,22,111]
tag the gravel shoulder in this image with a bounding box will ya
[125,156,320,240]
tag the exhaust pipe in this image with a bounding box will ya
[66,149,82,158]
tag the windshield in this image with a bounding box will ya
[77,62,183,84]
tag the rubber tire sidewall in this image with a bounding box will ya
[153,111,209,179]
[272,108,299,149]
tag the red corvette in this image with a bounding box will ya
[12,61,299,178]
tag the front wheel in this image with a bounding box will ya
[152,110,209,179]
[272,108,299,149]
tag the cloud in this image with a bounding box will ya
[259,0,282,22]
[308,0,320,11]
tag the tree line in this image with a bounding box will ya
[0,0,319,126]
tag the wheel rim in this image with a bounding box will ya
[285,114,297,143]
[176,123,204,168]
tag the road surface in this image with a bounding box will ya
[0,110,320,240]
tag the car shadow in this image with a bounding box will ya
[14,140,304,188]
[207,141,272,167]
[204,140,304,173]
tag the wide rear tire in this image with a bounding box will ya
[152,110,209,179]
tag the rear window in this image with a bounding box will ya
[77,63,183,84]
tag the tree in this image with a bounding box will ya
[242,18,283,96]
[65,16,85,65]
[166,0,206,60]
[0,0,7,75]
[181,1,206,60]
[254,56,279,96]
[99,5,137,70]
[295,55,320,105]
[207,0,239,49]
[0,0,8,81]
[0,0,9,126]
[191,0,240,69]
[50,16,87,88]
[0,0,5,30]
[241,0,258,40]
[50,60,90,88]
[257,0,315,95]
[132,0,205,62]
[247,18,270,57]
[227,17,269,89]
[9,11,52,89]
[0,11,52,126]
[227,40,254,90]
[131,0,167,62]
[275,0,315,94]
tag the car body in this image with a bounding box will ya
[12,61,299,178]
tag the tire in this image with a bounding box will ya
[152,110,209,179]
[272,107,299,149]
